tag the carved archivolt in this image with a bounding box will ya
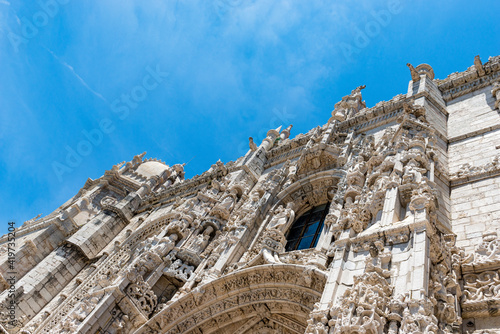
[137,264,327,334]
[275,170,343,211]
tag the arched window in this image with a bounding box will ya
[285,203,330,252]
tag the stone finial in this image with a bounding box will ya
[267,126,281,138]
[350,85,366,100]
[249,137,257,151]
[415,64,435,80]
[407,63,420,82]
[133,151,147,165]
[474,55,485,76]
[280,124,293,140]
[407,63,435,81]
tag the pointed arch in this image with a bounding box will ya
[273,169,344,215]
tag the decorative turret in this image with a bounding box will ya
[280,124,293,140]
[260,125,281,151]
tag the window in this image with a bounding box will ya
[285,203,330,252]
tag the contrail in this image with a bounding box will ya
[43,46,109,104]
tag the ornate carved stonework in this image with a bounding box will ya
[3,56,500,333]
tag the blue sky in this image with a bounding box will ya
[0,0,499,235]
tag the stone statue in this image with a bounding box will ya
[268,203,295,233]
[219,189,237,211]
[151,234,178,257]
[189,225,214,253]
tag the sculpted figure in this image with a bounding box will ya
[403,160,423,184]
[189,225,214,253]
[150,233,178,257]
[350,84,366,99]
[349,156,367,174]
[268,203,295,232]
[219,188,237,211]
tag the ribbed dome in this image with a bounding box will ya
[135,161,169,178]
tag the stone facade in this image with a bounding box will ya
[1,55,500,334]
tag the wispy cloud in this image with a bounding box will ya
[43,46,109,104]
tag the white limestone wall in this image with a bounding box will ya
[335,249,367,300]
[450,175,500,251]
[0,226,66,289]
[421,99,447,138]
[7,246,86,319]
[447,84,500,252]
[447,85,499,140]
[448,129,500,175]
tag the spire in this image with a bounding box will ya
[280,124,293,140]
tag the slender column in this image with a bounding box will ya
[380,187,401,227]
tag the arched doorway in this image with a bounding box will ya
[136,264,327,334]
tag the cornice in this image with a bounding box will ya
[436,55,500,102]
[448,123,500,144]
[335,94,407,132]
[137,162,241,211]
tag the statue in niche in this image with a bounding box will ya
[139,233,178,258]
[219,188,238,211]
[403,159,423,184]
[268,203,295,232]
[283,163,298,188]
[247,189,262,207]
[349,156,367,174]
[181,198,196,212]
[226,189,262,229]
[210,179,225,195]
[189,225,214,254]
[152,233,178,257]
[347,156,367,190]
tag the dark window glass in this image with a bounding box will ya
[304,221,320,236]
[285,203,330,251]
